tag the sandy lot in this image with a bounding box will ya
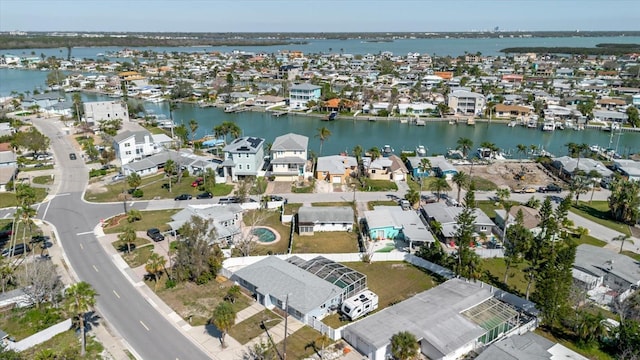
[455,161,561,190]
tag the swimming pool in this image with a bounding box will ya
[251,227,277,243]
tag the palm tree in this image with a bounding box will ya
[145,253,167,291]
[516,144,528,159]
[390,331,419,360]
[586,170,601,204]
[352,145,364,176]
[315,126,331,156]
[430,220,443,239]
[451,171,468,203]
[570,176,590,205]
[368,146,381,161]
[418,158,432,193]
[211,301,236,348]
[118,226,136,253]
[164,159,175,193]
[126,209,142,223]
[456,137,473,158]
[65,281,97,356]
[574,143,590,174]
[612,234,633,254]
[428,177,451,201]
[188,119,198,147]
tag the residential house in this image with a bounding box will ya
[633,94,640,109]
[0,123,13,138]
[613,159,640,181]
[447,89,485,116]
[231,256,344,322]
[494,205,542,238]
[112,129,159,165]
[420,202,495,245]
[0,150,17,192]
[551,156,613,180]
[572,244,640,305]
[597,98,626,111]
[364,206,435,248]
[405,155,456,180]
[315,155,358,184]
[476,332,588,360]
[221,137,265,182]
[168,204,243,246]
[368,155,408,181]
[343,278,537,360]
[270,133,308,181]
[83,100,129,124]
[289,83,321,109]
[254,95,286,107]
[297,206,354,235]
[493,104,531,119]
[21,93,62,110]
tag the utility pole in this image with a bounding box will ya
[283,294,289,360]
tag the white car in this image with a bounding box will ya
[112,174,125,182]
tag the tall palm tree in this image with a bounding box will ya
[451,171,468,203]
[574,143,590,174]
[211,301,236,348]
[315,126,331,156]
[390,331,419,360]
[164,159,175,193]
[65,281,97,356]
[188,119,198,147]
[368,146,381,161]
[456,137,473,158]
[418,158,432,193]
[118,226,137,253]
[516,144,528,159]
[352,145,364,176]
[570,176,590,205]
[612,234,633,254]
[430,220,443,239]
[428,177,451,201]
[145,253,167,291]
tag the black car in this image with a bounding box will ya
[196,192,213,199]
[30,235,50,244]
[69,153,77,160]
[146,228,165,242]
[538,184,562,193]
[174,194,193,201]
[219,197,240,204]
[269,195,288,203]
[2,243,31,257]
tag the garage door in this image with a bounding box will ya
[332,176,342,184]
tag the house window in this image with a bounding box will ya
[124,143,131,147]
[247,164,250,170]
[238,164,242,170]
[125,151,132,155]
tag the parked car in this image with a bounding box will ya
[191,177,204,187]
[174,194,192,201]
[196,192,213,199]
[522,186,537,193]
[34,163,45,168]
[146,228,165,242]
[0,230,12,241]
[269,195,288,203]
[218,197,240,204]
[112,173,125,182]
[538,184,562,193]
[2,243,31,257]
[30,235,50,244]
[69,153,77,160]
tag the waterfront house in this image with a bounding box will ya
[420,202,495,245]
[221,137,265,182]
[168,204,243,246]
[112,129,160,165]
[551,156,613,180]
[270,133,308,181]
[231,256,344,322]
[297,206,354,235]
[83,100,129,125]
[21,93,62,110]
[368,155,408,181]
[0,150,17,192]
[633,94,640,109]
[428,156,458,179]
[289,83,321,110]
[495,205,542,239]
[573,245,640,306]
[447,89,485,116]
[613,159,640,181]
[405,156,435,180]
[364,206,434,248]
[476,332,588,360]
[315,155,358,184]
[493,104,531,119]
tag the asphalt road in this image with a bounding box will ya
[33,118,210,360]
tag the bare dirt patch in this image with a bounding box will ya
[456,161,560,190]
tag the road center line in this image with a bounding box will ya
[76,231,93,236]
[92,265,99,272]
[113,290,120,299]
[79,243,84,250]
[140,321,149,331]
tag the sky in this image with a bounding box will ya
[1,0,639,33]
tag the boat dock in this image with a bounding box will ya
[271,111,288,117]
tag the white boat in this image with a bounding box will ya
[507,120,517,127]
[446,149,465,160]
[381,145,394,157]
[416,145,427,157]
[542,121,555,131]
[145,97,165,103]
[602,122,620,132]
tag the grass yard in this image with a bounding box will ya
[85,173,233,202]
[367,200,398,210]
[22,330,104,359]
[476,200,520,220]
[244,209,291,255]
[0,187,48,207]
[570,201,631,236]
[573,234,607,247]
[120,244,154,268]
[535,327,614,360]
[20,165,54,172]
[103,209,179,234]
[283,203,303,215]
[32,175,54,185]
[275,326,333,360]
[311,202,354,208]
[0,307,67,341]
[621,250,640,261]
[153,277,252,326]
[360,178,398,191]
[111,237,151,252]
[482,257,531,296]
[292,231,359,253]
[467,176,498,191]
[228,310,282,345]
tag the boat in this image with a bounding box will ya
[507,120,517,127]
[381,145,394,157]
[467,118,475,126]
[324,111,337,121]
[602,122,620,132]
[445,149,464,160]
[415,119,426,126]
[416,145,427,157]
[542,120,555,131]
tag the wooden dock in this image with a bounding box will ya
[271,111,288,117]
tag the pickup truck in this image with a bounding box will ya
[537,184,562,193]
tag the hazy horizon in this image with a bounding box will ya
[1,0,639,33]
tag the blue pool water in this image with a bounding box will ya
[252,228,276,243]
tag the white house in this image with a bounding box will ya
[112,129,160,165]
[168,204,243,246]
[447,89,485,116]
[270,133,308,181]
[221,137,265,182]
[289,83,321,109]
[83,100,129,124]
[297,206,354,235]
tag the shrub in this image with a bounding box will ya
[89,169,107,178]
[132,189,144,198]
[165,278,176,289]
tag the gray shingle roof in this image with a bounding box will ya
[233,256,342,314]
[271,133,308,151]
[316,155,357,175]
[298,206,354,224]
[574,244,640,285]
[364,206,434,243]
[421,203,494,227]
[112,129,152,144]
[223,137,264,153]
[475,332,554,360]
[290,83,321,91]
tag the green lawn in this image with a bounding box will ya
[19,165,54,172]
[310,202,353,208]
[32,175,54,185]
[22,330,104,359]
[360,178,398,191]
[621,250,640,261]
[85,173,233,202]
[574,234,608,247]
[367,200,398,210]
[111,237,151,252]
[120,244,154,268]
[482,257,531,297]
[283,203,303,215]
[228,310,281,345]
[0,307,67,341]
[0,187,48,207]
[275,326,332,360]
[292,231,359,253]
[103,209,179,234]
[467,176,498,191]
[244,209,291,255]
[476,200,519,220]
[570,201,631,236]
